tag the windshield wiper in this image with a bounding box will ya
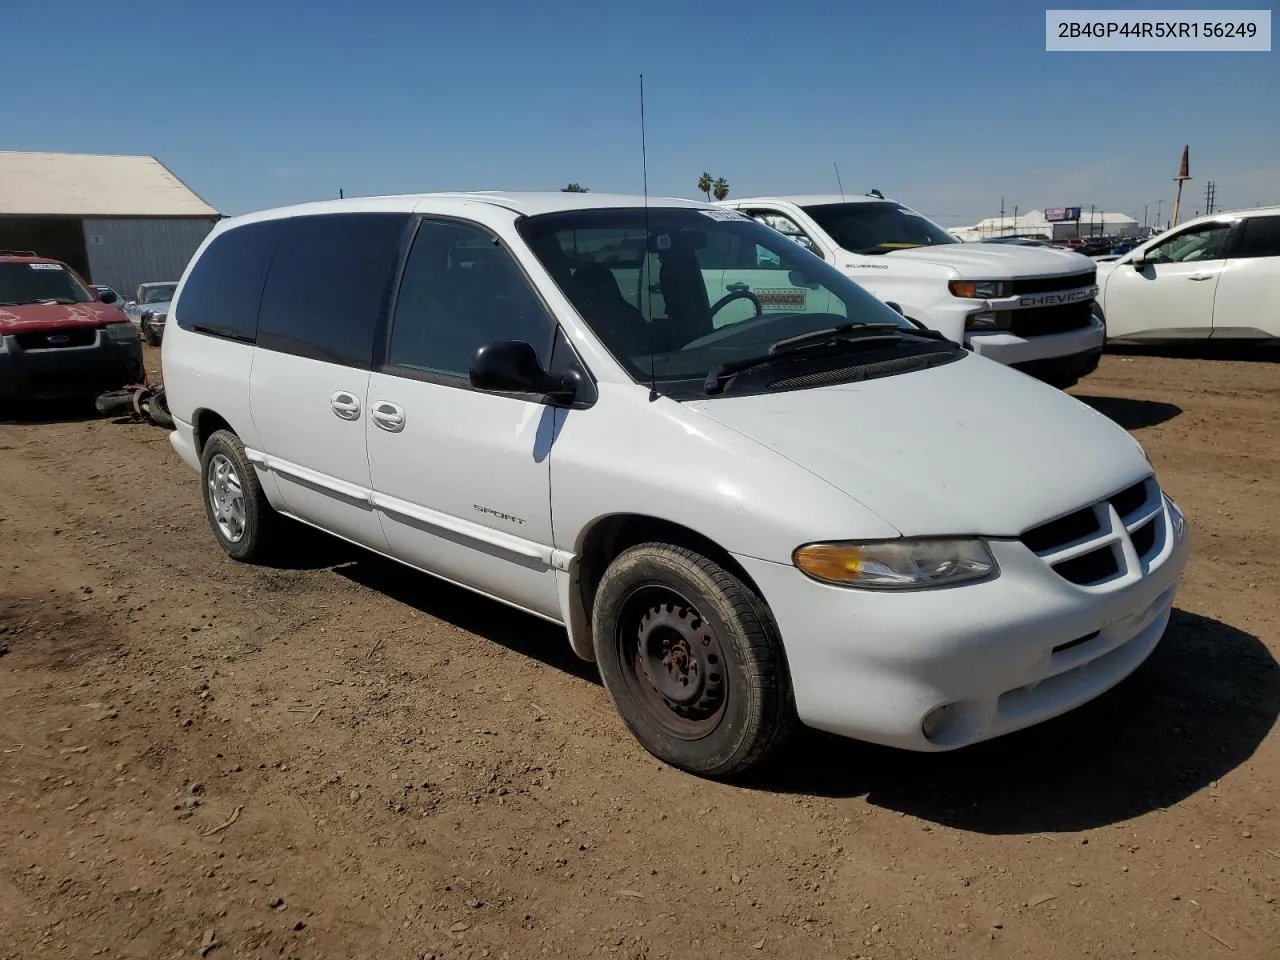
[703,323,946,395]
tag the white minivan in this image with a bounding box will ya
[717,195,1106,387]
[162,192,1189,778]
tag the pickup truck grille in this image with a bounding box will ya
[1008,270,1096,295]
[1005,301,1095,337]
[1019,477,1166,587]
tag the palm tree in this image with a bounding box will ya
[697,172,713,201]
[712,177,729,202]
[562,183,589,193]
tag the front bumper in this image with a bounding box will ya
[0,328,145,401]
[966,314,1106,367]
[737,494,1190,751]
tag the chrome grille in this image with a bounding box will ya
[1019,476,1167,587]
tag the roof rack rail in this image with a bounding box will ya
[0,249,40,257]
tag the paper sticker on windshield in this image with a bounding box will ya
[655,234,672,251]
[699,208,750,222]
[753,288,807,311]
[28,262,63,270]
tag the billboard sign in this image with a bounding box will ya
[1045,206,1082,222]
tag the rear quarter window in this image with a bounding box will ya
[1234,215,1280,260]
[175,219,285,342]
[256,212,410,369]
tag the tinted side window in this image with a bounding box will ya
[386,219,556,379]
[175,219,284,342]
[1234,216,1280,259]
[1146,222,1232,264]
[257,212,409,369]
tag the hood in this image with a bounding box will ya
[0,301,127,334]
[884,243,1096,280]
[685,354,1151,538]
[137,299,173,314]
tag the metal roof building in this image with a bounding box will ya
[0,151,220,300]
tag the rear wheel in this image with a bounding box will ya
[200,429,278,563]
[592,543,796,778]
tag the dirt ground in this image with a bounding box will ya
[2,345,1278,960]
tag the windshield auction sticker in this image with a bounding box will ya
[1046,9,1271,50]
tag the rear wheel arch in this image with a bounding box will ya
[193,409,235,454]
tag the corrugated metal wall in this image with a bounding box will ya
[81,217,216,298]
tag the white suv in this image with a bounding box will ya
[162,192,1189,778]
[718,195,1106,387]
[1093,206,1280,342]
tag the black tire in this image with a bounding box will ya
[145,386,175,429]
[199,429,278,563]
[95,389,137,417]
[591,543,797,778]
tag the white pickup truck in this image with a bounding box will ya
[716,195,1105,387]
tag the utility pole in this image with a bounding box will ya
[1000,196,1005,236]
[1013,204,1018,233]
[1089,203,1096,237]
[339,188,344,199]
[1143,203,1148,229]
[1157,199,1165,230]
[1172,145,1191,228]
[1204,180,1216,215]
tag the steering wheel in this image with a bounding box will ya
[709,288,763,322]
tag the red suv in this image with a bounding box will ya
[0,252,145,407]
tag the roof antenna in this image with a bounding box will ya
[640,73,658,403]
[338,188,344,199]
[833,162,846,202]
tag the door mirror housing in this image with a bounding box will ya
[470,340,578,402]
[884,300,905,316]
[98,288,119,304]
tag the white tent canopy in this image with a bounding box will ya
[951,208,1139,242]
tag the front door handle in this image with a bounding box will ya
[370,400,405,433]
[726,282,749,292]
[330,391,361,421]
[1186,272,1216,281]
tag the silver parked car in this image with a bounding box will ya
[124,281,178,345]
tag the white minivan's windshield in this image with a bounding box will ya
[801,201,957,255]
[518,207,941,392]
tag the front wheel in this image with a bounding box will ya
[592,543,797,778]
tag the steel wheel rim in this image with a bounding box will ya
[207,453,247,543]
[615,584,728,741]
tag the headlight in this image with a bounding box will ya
[949,280,1009,299]
[105,322,139,340]
[793,538,998,589]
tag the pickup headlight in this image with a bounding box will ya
[793,538,998,589]
[949,280,1009,299]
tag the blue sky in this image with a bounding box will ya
[2,0,1276,225]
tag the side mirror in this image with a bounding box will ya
[1130,256,1148,269]
[884,300,904,316]
[470,340,577,401]
[792,235,815,251]
[98,288,118,304]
